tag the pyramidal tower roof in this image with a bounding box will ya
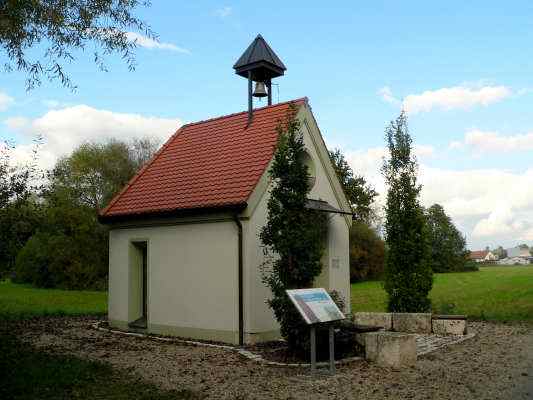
[233,34,286,80]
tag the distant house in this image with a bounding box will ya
[506,246,531,259]
[468,250,498,263]
[498,246,532,265]
[498,256,530,265]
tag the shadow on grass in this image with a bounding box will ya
[0,328,201,400]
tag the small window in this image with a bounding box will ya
[300,151,316,189]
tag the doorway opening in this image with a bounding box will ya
[129,241,148,329]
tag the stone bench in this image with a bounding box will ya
[352,312,392,330]
[431,316,467,335]
[356,331,417,369]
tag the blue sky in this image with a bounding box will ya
[2,1,533,250]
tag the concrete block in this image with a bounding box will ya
[357,331,417,369]
[352,312,392,330]
[432,319,467,335]
[393,313,432,333]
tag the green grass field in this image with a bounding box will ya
[351,266,533,321]
[0,280,107,319]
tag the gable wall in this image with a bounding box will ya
[242,105,351,340]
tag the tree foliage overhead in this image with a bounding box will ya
[260,106,328,353]
[328,148,377,223]
[425,204,468,273]
[382,111,432,312]
[0,0,152,89]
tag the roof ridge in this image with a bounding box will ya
[181,97,307,129]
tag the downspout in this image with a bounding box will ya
[233,215,244,346]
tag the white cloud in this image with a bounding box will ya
[0,91,14,111]
[344,146,533,248]
[404,85,511,114]
[125,32,190,54]
[472,207,529,238]
[215,6,232,18]
[379,85,512,114]
[377,86,400,105]
[448,140,463,150]
[4,116,29,131]
[455,129,533,153]
[4,105,182,170]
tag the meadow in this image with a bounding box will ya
[0,280,107,319]
[351,266,533,321]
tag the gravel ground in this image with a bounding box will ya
[12,317,533,400]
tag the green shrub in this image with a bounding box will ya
[458,261,479,272]
[14,229,107,290]
[13,196,108,290]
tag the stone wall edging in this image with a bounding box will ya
[353,312,470,335]
[90,321,363,368]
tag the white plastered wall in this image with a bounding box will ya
[242,104,351,339]
[108,221,239,342]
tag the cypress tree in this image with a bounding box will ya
[260,106,328,353]
[382,112,432,312]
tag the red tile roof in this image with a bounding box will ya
[100,98,307,220]
[468,250,489,260]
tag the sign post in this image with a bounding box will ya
[310,325,317,373]
[286,288,345,375]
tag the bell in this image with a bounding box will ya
[252,81,268,98]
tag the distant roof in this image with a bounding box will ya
[469,250,489,260]
[233,34,286,80]
[100,98,307,221]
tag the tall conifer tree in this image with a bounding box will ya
[382,112,432,312]
[260,106,328,352]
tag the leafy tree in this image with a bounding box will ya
[425,204,468,272]
[328,149,377,223]
[0,138,43,278]
[13,138,157,289]
[260,107,328,354]
[349,221,385,282]
[14,189,108,289]
[50,139,155,210]
[328,148,384,281]
[493,246,507,259]
[382,112,432,312]
[0,0,152,89]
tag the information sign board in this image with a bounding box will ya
[286,288,345,325]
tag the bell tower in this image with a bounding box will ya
[233,34,286,123]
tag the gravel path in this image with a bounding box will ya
[14,317,533,400]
